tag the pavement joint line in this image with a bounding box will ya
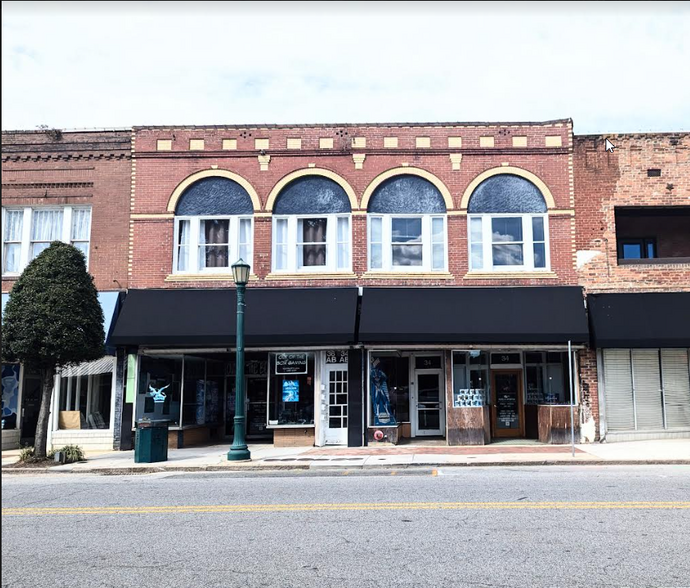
[3,501,690,516]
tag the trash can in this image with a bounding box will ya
[134,420,169,463]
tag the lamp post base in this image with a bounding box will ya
[227,446,251,461]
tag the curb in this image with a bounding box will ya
[2,460,689,475]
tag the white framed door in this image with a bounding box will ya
[412,370,445,437]
[323,363,348,445]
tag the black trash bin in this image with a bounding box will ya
[134,420,169,463]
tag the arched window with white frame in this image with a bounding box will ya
[271,176,352,273]
[173,177,254,274]
[467,174,549,272]
[367,175,447,272]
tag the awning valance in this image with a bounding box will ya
[588,292,690,348]
[110,288,359,347]
[359,286,589,345]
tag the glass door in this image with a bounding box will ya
[323,364,348,445]
[491,370,525,438]
[413,371,445,437]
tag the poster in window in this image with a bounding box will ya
[282,380,299,402]
[276,353,308,375]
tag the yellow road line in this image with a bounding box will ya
[3,501,689,516]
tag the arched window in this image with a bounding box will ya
[173,177,254,273]
[272,176,352,273]
[467,174,549,272]
[367,175,447,272]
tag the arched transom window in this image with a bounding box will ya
[272,176,352,273]
[367,175,447,272]
[174,177,254,273]
[467,174,549,272]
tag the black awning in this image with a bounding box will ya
[110,288,358,347]
[359,287,589,345]
[588,292,690,348]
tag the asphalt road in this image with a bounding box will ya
[2,466,690,588]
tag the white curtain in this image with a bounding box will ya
[239,218,252,267]
[177,220,190,271]
[71,209,91,240]
[3,210,23,272]
[31,209,63,259]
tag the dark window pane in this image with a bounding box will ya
[492,244,523,265]
[392,245,423,266]
[622,243,642,259]
[368,175,446,214]
[468,174,548,214]
[491,217,522,242]
[415,356,442,370]
[532,216,545,241]
[418,410,440,430]
[533,243,546,268]
[392,218,422,243]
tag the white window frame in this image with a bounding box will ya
[467,213,550,272]
[367,214,447,272]
[2,206,92,276]
[173,215,253,274]
[271,214,352,273]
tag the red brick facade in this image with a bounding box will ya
[130,121,576,289]
[1,130,132,293]
[574,133,690,293]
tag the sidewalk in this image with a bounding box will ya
[2,439,689,474]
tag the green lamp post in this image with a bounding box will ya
[227,258,251,461]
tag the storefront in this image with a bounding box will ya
[110,288,361,448]
[359,286,589,445]
[2,291,122,451]
[589,292,690,441]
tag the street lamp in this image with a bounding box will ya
[227,258,251,461]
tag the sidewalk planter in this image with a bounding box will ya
[134,420,169,463]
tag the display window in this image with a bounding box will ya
[369,353,410,425]
[268,352,315,426]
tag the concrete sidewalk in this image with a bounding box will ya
[2,439,689,474]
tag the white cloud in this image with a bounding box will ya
[2,1,689,132]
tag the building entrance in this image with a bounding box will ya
[490,370,525,438]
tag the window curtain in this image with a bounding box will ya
[177,220,190,271]
[3,211,23,272]
[302,219,326,266]
[31,210,63,259]
[70,209,91,257]
[200,219,229,268]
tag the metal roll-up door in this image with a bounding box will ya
[661,349,690,429]
[631,349,664,430]
[603,349,635,431]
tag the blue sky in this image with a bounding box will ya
[2,1,689,133]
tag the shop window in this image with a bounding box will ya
[452,351,489,407]
[268,352,315,426]
[180,355,223,426]
[367,175,447,272]
[272,177,352,273]
[58,369,113,429]
[138,355,183,426]
[467,174,549,272]
[1,364,21,430]
[524,352,571,405]
[173,177,254,274]
[369,353,410,425]
[2,206,92,275]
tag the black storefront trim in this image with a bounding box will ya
[110,288,359,347]
[358,286,589,345]
[588,292,690,348]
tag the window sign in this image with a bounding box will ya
[282,380,299,402]
[415,356,442,370]
[149,383,170,403]
[453,389,485,408]
[325,350,348,364]
[491,352,522,366]
[275,353,308,375]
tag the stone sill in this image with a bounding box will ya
[463,271,558,280]
[165,273,260,282]
[362,272,454,280]
[264,272,357,281]
[617,257,690,267]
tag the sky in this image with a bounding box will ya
[2,1,689,134]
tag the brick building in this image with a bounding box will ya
[4,122,687,453]
[110,120,591,449]
[575,133,690,442]
[1,129,131,450]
